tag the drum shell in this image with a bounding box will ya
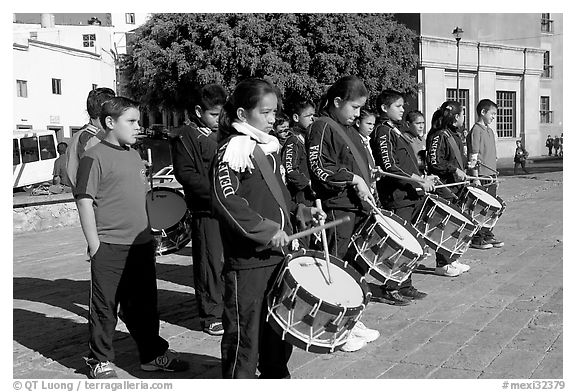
[413,195,478,260]
[457,185,506,228]
[146,187,192,256]
[350,210,426,284]
[266,249,371,354]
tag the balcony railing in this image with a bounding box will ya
[540,110,554,124]
[542,65,554,79]
[541,18,554,33]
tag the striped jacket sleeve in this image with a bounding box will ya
[282,135,310,191]
[307,119,354,188]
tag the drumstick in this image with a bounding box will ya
[364,198,404,241]
[477,161,499,175]
[379,171,426,184]
[315,199,333,284]
[255,216,351,252]
[433,181,469,189]
[147,148,154,200]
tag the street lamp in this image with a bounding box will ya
[452,26,464,98]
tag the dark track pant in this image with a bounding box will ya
[221,263,292,379]
[89,241,168,364]
[191,216,224,326]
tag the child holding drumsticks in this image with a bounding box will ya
[210,78,324,379]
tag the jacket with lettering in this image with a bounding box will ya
[371,120,422,209]
[426,126,465,184]
[306,113,370,212]
[211,134,311,270]
[281,131,315,205]
[170,121,217,215]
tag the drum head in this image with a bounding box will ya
[146,188,188,230]
[467,187,502,208]
[288,256,364,308]
[374,214,423,256]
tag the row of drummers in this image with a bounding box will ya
[263,94,507,354]
[145,85,507,356]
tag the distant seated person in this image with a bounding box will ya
[52,142,72,191]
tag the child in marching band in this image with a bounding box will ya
[307,75,380,352]
[370,90,432,304]
[210,78,324,378]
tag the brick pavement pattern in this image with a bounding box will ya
[13,170,562,379]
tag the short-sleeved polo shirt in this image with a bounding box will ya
[467,121,497,176]
[74,140,152,245]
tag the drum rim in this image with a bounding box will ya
[460,184,506,211]
[266,310,347,354]
[147,186,190,233]
[422,194,477,231]
[282,249,371,314]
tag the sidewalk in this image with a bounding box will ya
[13,170,563,380]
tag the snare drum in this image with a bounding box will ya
[266,249,371,354]
[146,187,192,255]
[457,185,506,228]
[350,210,426,284]
[413,195,478,260]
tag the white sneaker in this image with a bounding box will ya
[351,321,380,343]
[340,334,367,352]
[452,260,470,273]
[434,264,461,277]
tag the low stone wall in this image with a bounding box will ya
[13,194,80,234]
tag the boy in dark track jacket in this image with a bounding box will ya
[371,90,433,304]
[170,84,227,336]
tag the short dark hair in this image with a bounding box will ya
[376,89,404,115]
[87,87,116,119]
[476,99,497,116]
[56,142,68,152]
[99,97,139,131]
[191,84,227,113]
[406,110,424,124]
[286,98,315,117]
[274,112,290,128]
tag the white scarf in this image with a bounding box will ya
[222,121,280,173]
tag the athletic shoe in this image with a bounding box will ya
[371,290,412,306]
[350,321,380,343]
[141,349,189,372]
[87,360,118,379]
[452,260,471,273]
[485,237,504,248]
[203,321,224,336]
[434,264,461,277]
[398,286,428,300]
[470,239,493,250]
[340,334,368,352]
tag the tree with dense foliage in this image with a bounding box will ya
[125,13,418,112]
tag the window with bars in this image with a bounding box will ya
[446,89,470,131]
[496,91,516,138]
[541,13,554,33]
[125,13,136,24]
[82,34,96,47]
[542,51,553,78]
[540,96,553,123]
[52,78,62,95]
[16,80,28,98]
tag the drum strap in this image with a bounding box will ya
[442,130,464,169]
[320,116,372,185]
[252,145,292,232]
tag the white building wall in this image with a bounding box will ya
[110,13,151,55]
[13,40,116,138]
[418,36,544,159]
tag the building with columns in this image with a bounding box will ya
[396,13,563,158]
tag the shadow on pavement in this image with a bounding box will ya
[13,308,220,378]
